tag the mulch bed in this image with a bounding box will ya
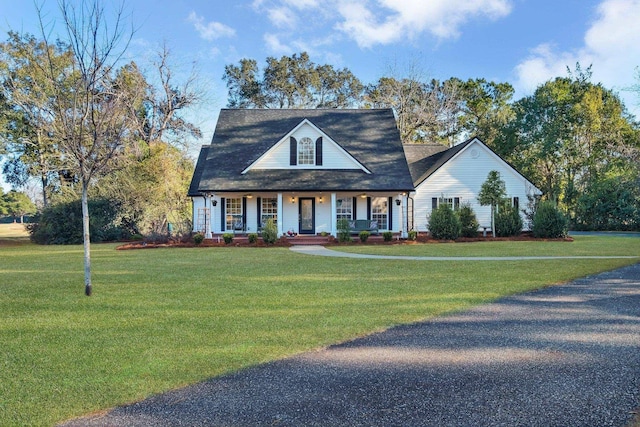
[116,233,572,250]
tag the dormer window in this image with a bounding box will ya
[298,137,314,165]
[289,135,323,166]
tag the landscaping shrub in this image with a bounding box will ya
[222,233,234,244]
[428,203,461,240]
[382,231,393,241]
[337,218,352,242]
[28,198,126,244]
[359,230,370,242]
[193,232,204,245]
[532,200,569,238]
[458,203,479,238]
[495,204,523,237]
[408,230,417,241]
[261,218,278,244]
[248,233,258,244]
[574,176,640,231]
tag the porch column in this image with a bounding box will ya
[398,193,406,239]
[277,193,284,237]
[331,193,337,237]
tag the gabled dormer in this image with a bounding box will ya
[241,119,370,174]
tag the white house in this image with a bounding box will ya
[403,137,541,232]
[188,109,415,237]
[189,110,541,238]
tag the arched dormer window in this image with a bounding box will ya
[298,137,314,165]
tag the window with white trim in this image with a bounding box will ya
[336,198,352,220]
[298,137,314,165]
[225,198,243,231]
[261,198,277,227]
[432,197,460,210]
[371,197,388,230]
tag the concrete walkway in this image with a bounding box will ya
[290,244,640,261]
[61,262,640,427]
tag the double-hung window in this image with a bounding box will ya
[261,198,277,227]
[371,197,388,230]
[336,198,353,220]
[225,198,243,231]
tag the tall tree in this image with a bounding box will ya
[500,64,639,219]
[94,141,194,236]
[223,52,363,109]
[456,78,515,146]
[116,45,203,147]
[477,170,506,238]
[365,76,461,145]
[2,190,36,223]
[38,0,134,296]
[0,32,74,206]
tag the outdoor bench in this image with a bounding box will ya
[348,219,379,235]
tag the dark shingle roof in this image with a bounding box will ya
[403,139,474,186]
[189,109,415,195]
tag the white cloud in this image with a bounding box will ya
[514,0,640,114]
[187,11,236,41]
[264,33,291,54]
[267,6,297,28]
[334,0,513,48]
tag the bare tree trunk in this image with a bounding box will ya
[82,180,92,296]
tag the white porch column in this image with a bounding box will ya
[330,192,337,237]
[277,193,284,237]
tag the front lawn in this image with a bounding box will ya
[0,236,638,426]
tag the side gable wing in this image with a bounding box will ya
[411,137,541,194]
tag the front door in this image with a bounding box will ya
[299,198,315,234]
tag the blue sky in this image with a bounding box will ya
[1,0,640,191]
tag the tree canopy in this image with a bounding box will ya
[223,52,363,109]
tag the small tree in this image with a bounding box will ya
[458,203,479,237]
[261,218,278,244]
[532,200,569,238]
[38,0,135,296]
[495,203,523,237]
[477,170,506,237]
[428,203,461,240]
[337,218,352,242]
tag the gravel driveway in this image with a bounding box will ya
[61,262,640,427]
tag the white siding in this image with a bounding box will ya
[248,122,365,170]
[413,141,539,232]
[315,199,331,234]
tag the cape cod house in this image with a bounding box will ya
[188,109,541,238]
[188,109,415,238]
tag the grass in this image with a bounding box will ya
[0,222,29,239]
[0,236,638,426]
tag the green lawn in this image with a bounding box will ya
[1,237,638,426]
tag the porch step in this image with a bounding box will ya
[284,236,331,245]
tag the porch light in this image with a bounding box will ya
[290,196,295,203]
[395,198,401,206]
[318,196,324,204]
[360,193,367,199]
[212,200,218,206]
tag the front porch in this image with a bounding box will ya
[195,192,410,239]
